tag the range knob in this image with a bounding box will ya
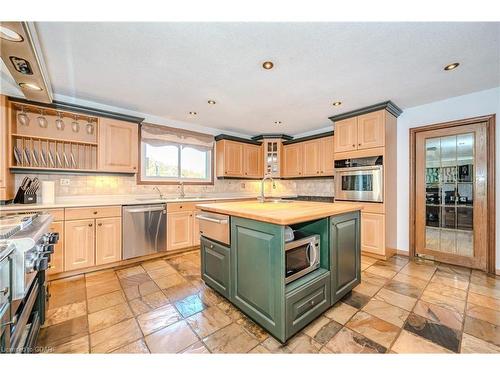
[41,244,54,254]
[47,232,59,244]
[35,257,49,271]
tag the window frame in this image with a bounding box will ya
[137,137,214,185]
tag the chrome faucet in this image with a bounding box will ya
[153,186,164,199]
[178,181,185,198]
[258,175,276,203]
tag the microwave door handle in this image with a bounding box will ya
[307,243,317,265]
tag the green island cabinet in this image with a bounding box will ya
[200,210,360,343]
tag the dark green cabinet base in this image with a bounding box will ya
[199,211,361,343]
[200,237,231,298]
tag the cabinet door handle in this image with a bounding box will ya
[358,143,361,146]
[93,211,98,215]
[209,244,214,249]
[98,223,102,226]
[88,223,93,227]
[352,144,356,148]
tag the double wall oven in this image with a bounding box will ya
[334,156,384,203]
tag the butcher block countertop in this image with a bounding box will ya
[196,200,363,225]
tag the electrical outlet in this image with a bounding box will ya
[60,178,70,186]
[241,183,246,188]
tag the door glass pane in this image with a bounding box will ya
[424,133,474,257]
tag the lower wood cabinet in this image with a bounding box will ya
[330,211,361,303]
[64,207,122,272]
[47,221,64,275]
[360,212,385,256]
[200,236,230,298]
[167,211,194,251]
[64,219,95,271]
[95,217,122,265]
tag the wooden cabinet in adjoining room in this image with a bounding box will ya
[95,217,122,265]
[47,221,64,275]
[282,143,303,178]
[98,118,138,173]
[64,219,95,271]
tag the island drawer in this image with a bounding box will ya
[200,237,230,298]
[285,270,331,337]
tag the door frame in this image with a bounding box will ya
[409,114,496,273]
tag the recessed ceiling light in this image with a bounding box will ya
[444,62,460,71]
[19,82,42,91]
[189,111,197,115]
[332,101,342,106]
[274,121,282,125]
[207,100,216,105]
[0,26,23,42]
[262,61,274,70]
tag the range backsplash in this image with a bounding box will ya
[14,173,334,199]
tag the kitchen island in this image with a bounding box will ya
[196,200,363,343]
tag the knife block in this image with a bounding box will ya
[13,187,37,204]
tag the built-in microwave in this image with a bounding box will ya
[285,232,320,284]
[334,156,384,203]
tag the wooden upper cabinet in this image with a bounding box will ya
[282,143,303,178]
[302,140,321,176]
[98,118,138,173]
[334,117,358,152]
[95,217,122,265]
[167,211,194,251]
[357,110,385,150]
[243,143,263,178]
[216,140,243,177]
[320,136,334,176]
[64,219,95,271]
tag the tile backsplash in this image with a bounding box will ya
[14,173,334,198]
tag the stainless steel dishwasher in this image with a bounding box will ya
[122,204,167,260]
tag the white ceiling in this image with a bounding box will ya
[10,22,500,136]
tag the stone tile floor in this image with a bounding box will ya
[37,251,500,354]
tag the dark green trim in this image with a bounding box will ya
[282,131,334,145]
[328,100,403,122]
[214,134,262,145]
[8,96,144,124]
[251,134,293,141]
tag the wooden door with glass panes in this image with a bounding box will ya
[264,139,282,177]
[415,123,488,270]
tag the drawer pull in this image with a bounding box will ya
[98,223,102,226]
[93,211,98,214]
[195,215,228,224]
[210,245,214,249]
[310,300,315,306]
[88,223,93,227]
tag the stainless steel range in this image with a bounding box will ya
[0,212,58,353]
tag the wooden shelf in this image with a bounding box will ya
[11,133,98,146]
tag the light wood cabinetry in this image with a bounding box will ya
[333,110,385,154]
[167,211,194,251]
[320,137,335,175]
[95,217,122,265]
[98,118,138,173]
[0,95,14,202]
[64,205,122,272]
[357,111,385,150]
[243,143,262,178]
[334,117,358,152]
[360,212,385,256]
[302,140,321,176]
[216,139,263,179]
[282,143,303,178]
[64,219,95,271]
[282,135,334,178]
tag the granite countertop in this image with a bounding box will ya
[0,194,297,212]
[196,200,363,225]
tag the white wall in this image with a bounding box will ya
[396,87,500,269]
